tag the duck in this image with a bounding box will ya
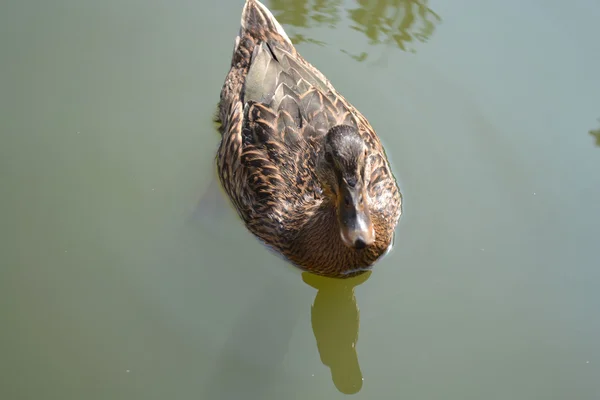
[216,0,402,277]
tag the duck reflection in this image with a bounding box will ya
[302,270,372,394]
[589,120,600,147]
[267,0,441,61]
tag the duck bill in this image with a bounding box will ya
[337,184,375,249]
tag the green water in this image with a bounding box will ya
[1,0,599,398]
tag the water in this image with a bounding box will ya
[1,0,599,398]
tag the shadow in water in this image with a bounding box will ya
[202,279,301,400]
[268,0,441,62]
[192,182,373,397]
[302,270,372,394]
[190,171,232,228]
[589,120,600,147]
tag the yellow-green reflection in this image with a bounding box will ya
[268,0,441,61]
[302,271,372,394]
[589,120,600,147]
[269,0,342,28]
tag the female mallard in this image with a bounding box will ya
[216,0,402,277]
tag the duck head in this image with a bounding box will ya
[318,125,374,250]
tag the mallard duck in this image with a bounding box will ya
[216,0,402,277]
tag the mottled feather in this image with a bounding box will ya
[215,0,402,277]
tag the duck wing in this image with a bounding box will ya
[243,41,358,149]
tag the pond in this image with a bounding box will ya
[1,0,599,398]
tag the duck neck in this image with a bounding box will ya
[286,200,348,269]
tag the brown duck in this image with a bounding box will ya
[216,0,402,277]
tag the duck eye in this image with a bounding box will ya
[346,176,357,187]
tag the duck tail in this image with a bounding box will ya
[240,0,292,45]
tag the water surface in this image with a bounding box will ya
[1,0,599,399]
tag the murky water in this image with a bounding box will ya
[1,0,599,399]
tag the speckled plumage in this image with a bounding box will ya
[216,0,402,277]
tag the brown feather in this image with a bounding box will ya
[215,0,402,277]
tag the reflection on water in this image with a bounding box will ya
[348,0,440,54]
[268,0,440,61]
[268,0,341,46]
[590,120,600,147]
[302,271,371,394]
